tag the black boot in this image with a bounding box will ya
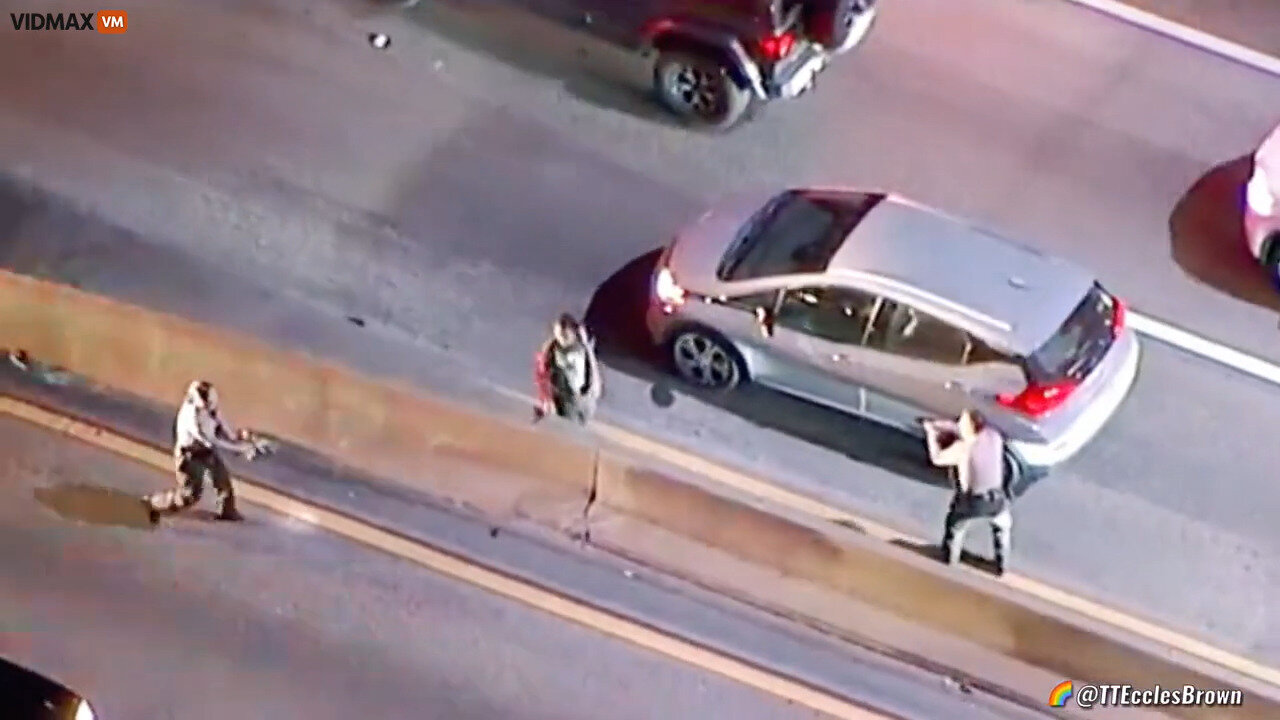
[141,499,160,526]
[992,529,1011,577]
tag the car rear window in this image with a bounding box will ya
[717,190,885,282]
[1025,283,1117,384]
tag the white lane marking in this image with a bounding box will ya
[1129,311,1280,385]
[1059,0,1280,77]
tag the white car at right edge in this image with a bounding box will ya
[1245,121,1280,280]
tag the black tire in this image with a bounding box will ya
[1264,233,1280,288]
[667,326,748,391]
[1003,448,1047,497]
[805,0,865,50]
[653,50,753,131]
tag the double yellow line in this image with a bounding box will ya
[0,396,893,720]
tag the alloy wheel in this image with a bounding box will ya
[672,332,738,388]
[670,65,723,119]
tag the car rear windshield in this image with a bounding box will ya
[716,190,885,282]
[1025,283,1117,384]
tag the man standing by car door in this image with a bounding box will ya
[922,409,1012,576]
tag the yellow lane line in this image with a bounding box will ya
[588,421,1280,689]
[0,396,891,720]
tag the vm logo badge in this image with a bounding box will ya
[9,10,128,34]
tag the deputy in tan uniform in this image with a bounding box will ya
[143,380,262,524]
[923,409,1012,576]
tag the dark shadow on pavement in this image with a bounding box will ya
[891,538,1003,576]
[585,251,956,489]
[1171,155,1280,312]
[34,483,155,530]
[399,0,678,126]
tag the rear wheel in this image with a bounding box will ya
[653,50,753,131]
[669,327,747,391]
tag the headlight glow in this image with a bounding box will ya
[74,699,96,720]
[654,267,686,307]
[1246,165,1276,216]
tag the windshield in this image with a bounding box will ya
[1025,283,1116,384]
[717,190,884,282]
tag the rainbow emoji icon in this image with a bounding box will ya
[1048,681,1074,707]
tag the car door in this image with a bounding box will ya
[765,285,880,413]
[857,299,976,432]
[689,289,790,381]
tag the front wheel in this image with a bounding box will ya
[653,51,753,131]
[669,328,747,391]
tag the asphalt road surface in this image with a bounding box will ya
[0,0,1278,666]
[0,413,1052,720]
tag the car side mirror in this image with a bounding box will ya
[754,306,775,338]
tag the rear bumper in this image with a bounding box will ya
[765,44,828,99]
[1009,329,1141,470]
[763,7,877,100]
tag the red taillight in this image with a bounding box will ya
[996,379,1079,418]
[759,32,796,62]
[1110,297,1126,338]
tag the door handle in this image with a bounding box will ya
[945,379,968,392]
[830,353,849,362]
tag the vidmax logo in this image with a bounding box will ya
[9,10,128,34]
[1048,680,1074,707]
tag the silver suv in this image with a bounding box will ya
[646,188,1141,479]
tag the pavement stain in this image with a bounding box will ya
[34,482,155,530]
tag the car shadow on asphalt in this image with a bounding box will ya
[1170,154,1280,315]
[585,250,956,490]
[393,0,681,127]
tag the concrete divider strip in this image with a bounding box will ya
[0,269,596,510]
[593,424,1280,692]
[589,453,1280,718]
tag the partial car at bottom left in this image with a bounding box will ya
[0,656,97,720]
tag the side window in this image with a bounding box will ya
[774,286,879,345]
[965,336,1015,366]
[865,300,971,364]
[722,291,780,312]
